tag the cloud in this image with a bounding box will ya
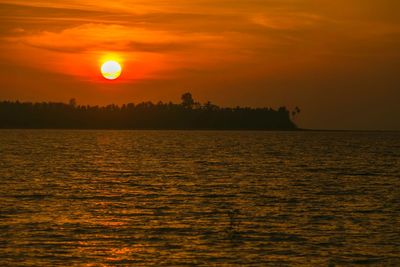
[251,13,323,30]
[1,22,230,83]
[12,27,25,33]
[12,23,218,54]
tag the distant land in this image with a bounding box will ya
[0,93,299,130]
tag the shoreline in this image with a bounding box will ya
[0,128,398,132]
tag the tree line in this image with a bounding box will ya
[0,93,298,130]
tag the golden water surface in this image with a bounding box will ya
[0,130,399,266]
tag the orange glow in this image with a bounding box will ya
[0,0,399,129]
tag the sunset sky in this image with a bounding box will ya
[0,0,399,130]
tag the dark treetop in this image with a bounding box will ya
[0,93,298,130]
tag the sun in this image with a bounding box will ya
[101,60,122,80]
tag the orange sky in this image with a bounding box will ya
[0,0,399,130]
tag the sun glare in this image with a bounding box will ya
[101,60,122,80]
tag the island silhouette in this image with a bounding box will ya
[0,93,299,130]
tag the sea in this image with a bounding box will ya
[0,130,399,266]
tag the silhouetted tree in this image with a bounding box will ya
[181,92,194,109]
[69,98,77,108]
[203,101,218,111]
[291,106,301,118]
[0,93,298,130]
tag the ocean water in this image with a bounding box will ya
[0,130,399,266]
